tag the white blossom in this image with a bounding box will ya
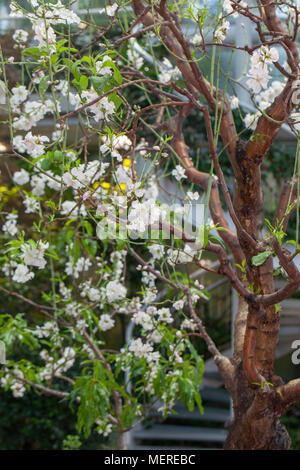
[246,47,279,94]
[148,244,164,260]
[215,19,230,43]
[174,299,185,310]
[127,199,160,233]
[10,4,24,18]
[32,20,57,50]
[181,318,197,331]
[10,86,28,110]
[96,420,112,437]
[158,58,180,83]
[157,307,173,324]
[21,241,49,269]
[63,161,109,189]
[2,213,18,236]
[35,321,58,339]
[229,96,239,110]
[81,90,115,122]
[13,169,30,186]
[172,165,186,181]
[129,338,153,359]
[14,132,49,158]
[13,29,28,44]
[12,265,35,283]
[10,370,26,398]
[244,112,259,130]
[187,191,200,201]
[191,34,202,46]
[106,280,127,302]
[133,311,154,330]
[65,257,92,279]
[95,55,113,76]
[99,314,115,331]
[23,195,40,214]
[223,0,239,17]
[61,200,87,218]
[30,174,46,197]
[105,3,118,16]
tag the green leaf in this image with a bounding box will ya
[53,150,63,162]
[50,54,59,65]
[59,47,78,54]
[118,403,137,429]
[75,376,109,438]
[71,61,81,81]
[40,158,52,171]
[81,56,93,64]
[208,235,226,249]
[197,224,208,248]
[91,74,112,95]
[185,339,204,376]
[82,221,93,236]
[81,239,97,257]
[80,75,89,91]
[23,47,47,59]
[38,75,49,96]
[194,392,203,413]
[251,251,273,266]
[56,39,68,50]
[72,239,81,261]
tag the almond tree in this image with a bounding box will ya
[0,0,300,451]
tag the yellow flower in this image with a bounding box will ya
[0,186,8,193]
[101,181,110,189]
[93,181,100,189]
[123,158,131,168]
[7,187,19,196]
[119,183,126,191]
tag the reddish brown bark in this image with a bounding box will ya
[131,0,300,450]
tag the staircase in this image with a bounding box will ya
[127,370,231,450]
[126,283,300,450]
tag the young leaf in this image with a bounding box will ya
[91,75,112,95]
[251,251,273,266]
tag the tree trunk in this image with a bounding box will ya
[225,413,290,450]
[224,364,291,450]
[117,431,127,450]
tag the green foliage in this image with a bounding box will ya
[62,434,82,450]
[251,251,273,267]
[265,218,287,245]
[75,369,110,438]
[0,314,38,353]
[0,386,102,450]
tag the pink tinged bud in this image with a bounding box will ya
[82,192,89,200]
[8,57,15,63]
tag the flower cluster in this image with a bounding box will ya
[246,46,279,94]
[0,0,214,442]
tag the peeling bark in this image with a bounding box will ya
[225,366,291,450]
